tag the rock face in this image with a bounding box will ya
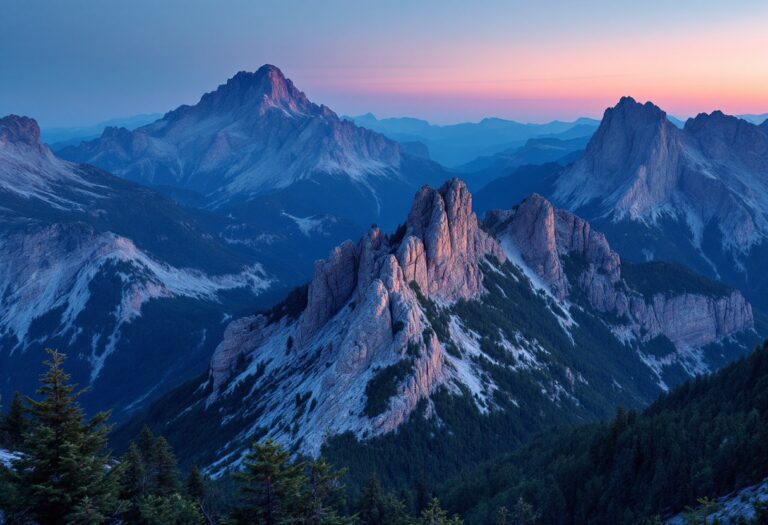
[554,97,686,218]
[401,180,505,301]
[490,194,753,353]
[552,97,768,311]
[207,179,503,447]
[0,115,43,147]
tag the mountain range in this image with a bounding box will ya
[57,66,459,291]
[59,66,450,233]
[118,179,759,481]
[2,60,768,523]
[0,115,275,416]
[346,113,599,167]
[40,113,163,149]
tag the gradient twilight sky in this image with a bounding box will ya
[1,0,767,127]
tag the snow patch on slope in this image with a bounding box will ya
[0,227,271,380]
[0,141,103,210]
[499,236,577,336]
[281,211,325,237]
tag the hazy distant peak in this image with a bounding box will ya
[0,115,42,148]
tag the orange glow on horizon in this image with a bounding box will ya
[303,15,768,120]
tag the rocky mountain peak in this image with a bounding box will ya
[587,96,673,160]
[488,193,620,300]
[194,64,313,116]
[553,96,684,217]
[490,193,751,353]
[207,179,511,448]
[58,64,411,205]
[402,178,505,301]
[684,110,768,165]
[292,178,504,346]
[0,115,42,149]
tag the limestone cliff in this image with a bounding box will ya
[207,179,504,455]
[489,193,753,358]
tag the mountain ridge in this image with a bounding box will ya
[59,65,409,201]
[117,178,757,478]
[551,96,768,310]
[0,114,275,417]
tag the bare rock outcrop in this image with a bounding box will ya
[207,178,501,453]
[493,193,753,348]
[403,178,505,301]
[492,193,619,300]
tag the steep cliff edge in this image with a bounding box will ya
[206,179,504,455]
[488,193,753,383]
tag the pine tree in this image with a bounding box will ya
[302,458,352,525]
[186,465,207,503]
[154,435,181,496]
[415,498,463,525]
[511,497,538,525]
[496,506,509,525]
[0,391,27,448]
[3,349,122,523]
[186,465,217,523]
[69,495,108,525]
[120,442,148,522]
[414,477,431,516]
[122,443,148,499]
[358,473,387,525]
[230,438,306,525]
[136,493,204,524]
[356,473,407,525]
[137,425,159,490]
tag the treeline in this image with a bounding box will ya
[0,349,463,524]
[4,342,768,524]
[440,341,768,524]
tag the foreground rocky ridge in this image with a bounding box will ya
[205,179,504,458]
[129,178,757,474]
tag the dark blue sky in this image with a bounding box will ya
[2,0,766,127]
